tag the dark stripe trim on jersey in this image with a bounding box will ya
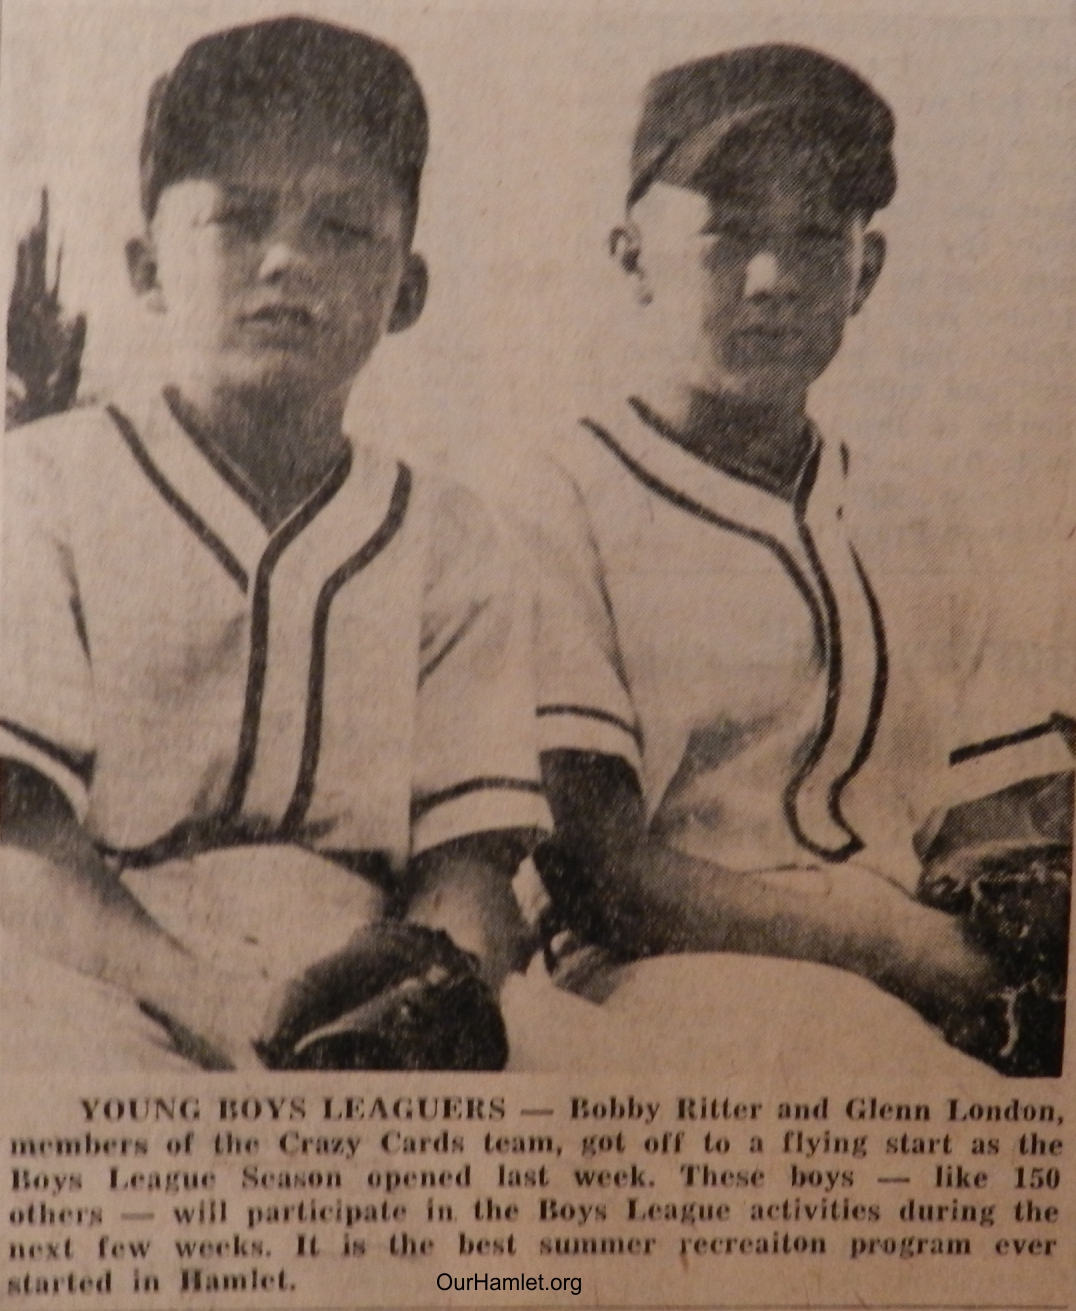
[98,819,295,870]
[950,714,1076,766]
[582,417,826,654]
[97,824,397,875]
[782,445,889,862]
[779,446,859,859]
[584,413,882,862]
[107,406,249,592]
[412,776,546,821]
[537,704,643,749]
[162,387,275,526]
[824,546,889,827]
[220,445,355,822]
[280,464,413,833]
[0,718,95,787]
[630,396,813,504]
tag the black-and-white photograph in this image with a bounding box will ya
[1,0,1072,1090]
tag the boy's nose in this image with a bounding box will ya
[258,231,314,283]
[743,250,798,300]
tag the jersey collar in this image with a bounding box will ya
[109,386,361,593]
[598,394,832,549]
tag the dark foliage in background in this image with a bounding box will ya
[6,189,87,428]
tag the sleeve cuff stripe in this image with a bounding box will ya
[0,718,94,786]
[413,776,545,819]
[951,715,1076,766]
[537,704,642,747]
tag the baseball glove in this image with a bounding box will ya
[255,921,509,1071]
[918,840,1070,1076]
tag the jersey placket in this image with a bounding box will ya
[103,392,408,859]
[598,400,886,862]
[234,451,410,835]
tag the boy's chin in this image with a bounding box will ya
[186,351,347,408]
[706,365,814,411]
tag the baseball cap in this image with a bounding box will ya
[139,16,428,220]
[628,44,896,213]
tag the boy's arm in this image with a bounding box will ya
[1,760,269,1069]
[0,428,268,1061]
[256,833,532,1072]
[540,749,1003,1032]
[404,832,533,990]
[244,480,548,1073]
[922,769,1072,872]
[407,478,550,924]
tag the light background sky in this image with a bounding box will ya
[3,0,1073,560]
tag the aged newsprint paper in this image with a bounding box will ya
[1,1,1074,1309]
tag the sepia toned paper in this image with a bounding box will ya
[2,1,1073,1308]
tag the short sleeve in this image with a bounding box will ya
[945,521,1075,807]
[410,481,551,855]
[1,424,95,815]
[502,450,641,770]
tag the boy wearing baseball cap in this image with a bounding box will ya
[516,45,1069,1074]
[1,16,549,1070]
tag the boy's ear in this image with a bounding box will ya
[610,220,651,305]
[850,230,886,317]
[125,233,166,312]
[387,252,428,334]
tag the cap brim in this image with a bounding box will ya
[659,99,800,192]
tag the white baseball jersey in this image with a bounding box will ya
[943,525,1075,813]
[519,395,1006,886]
[502,395,1049,1078]
[0,387,549,873]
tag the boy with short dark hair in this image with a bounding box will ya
[515,45,1070,1074]
[1,16,548,1071]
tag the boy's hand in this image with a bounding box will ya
[917,841,1070,1075]
[128,944,280,1072]
[816,856,1063,1075]
[762,861,1008,1035]
[254,922,508,1070]
[538,841,1011,1054]
[120,841,521,1070]
[138,990,270,1072]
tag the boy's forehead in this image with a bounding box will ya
[202,112,407,194]
[635,154,851,233]
[215,107,385,160]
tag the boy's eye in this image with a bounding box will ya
[210,202,273,238]
[798,224,845,245]
[702,217,756,242]
[316,215,378,246]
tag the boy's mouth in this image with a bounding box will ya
[241,304,322,334]
[729,325,805,358]
[734,324,803,343]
